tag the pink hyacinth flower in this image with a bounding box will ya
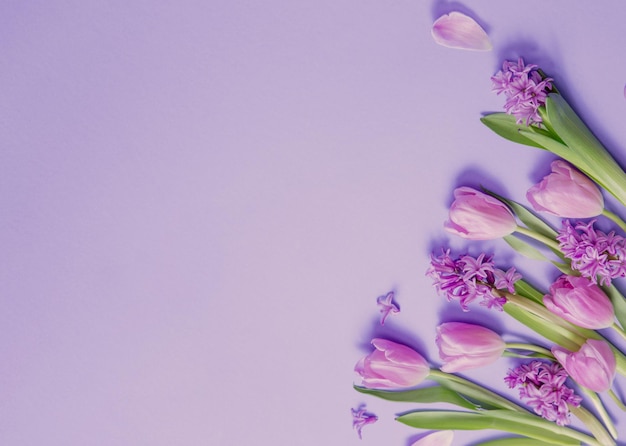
[543,275,614,329]
[436,322,505,373]
[431,12,492,51]
[445,187,517,240]
[527,160,604,218]
[553,339,616,392]
[355,338,430,389]
[411,430,454,446]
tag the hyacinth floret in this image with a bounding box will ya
[557,219,626,286]
[351,405,377,439]
[426,249,520,311]
[505,360,581,426]
[491,58,553,126]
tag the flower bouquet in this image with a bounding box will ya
[352,14,626,446]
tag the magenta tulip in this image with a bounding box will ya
[543,275,614,329]
[354,338,430,389]
[552,339,616,392]
[436,322,505,373]
[444,187,517,240]
[527,160,604,218]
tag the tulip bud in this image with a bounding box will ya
[527,160,604,218]
[411,430,454,446]
[354,339,430,389]
[444,187,517,240]
[436,322,505,373]
[552,339,616,392]
[543,275,614,329]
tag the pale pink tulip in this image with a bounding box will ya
[411,430,454,446]
[431,12,492,51]
[444,187,517,240]
[544,275,614,329]
[527,160,604,218]
[355,338,430,389]
[436,322,505,373]
[553,339,616,392]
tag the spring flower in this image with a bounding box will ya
[552,339,616,393]
[527,160,604,218]
[351,405,377,439]
[426,249,520,311]
[431,11,492,51]
[557,219,626,286]
[377,291,399,325]
[436,322,505,373]
[505,360,581,426]
[444,187,517,240]
[491,58,553,125]
[543,275,614,329]
[411,430,454,446]
[355,338,430,389]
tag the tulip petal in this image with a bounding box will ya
[432,12,492,51]
[411,430,454,446]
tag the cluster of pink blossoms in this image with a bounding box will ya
[426,250,521,311]
[505,360,581,426]
[557,219,626,286]
[491,58,553,125]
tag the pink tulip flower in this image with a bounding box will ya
[543,275,614,329]
[527,160,604,218]
[552,339,616,392]
[436,322,505,373]
[354,338,430,389]
[445,187,517,240]
[411,430,454,446]
[431,12,492,51]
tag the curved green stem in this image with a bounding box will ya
[504,293,587,346]
[609,389,626,411]
[428,370,528,414]
[570,404,616,446]
[579,388,618,441]
[603,209,626,233]
[611,322,626,343]
[505,342,553,358]
[514,225,561,252]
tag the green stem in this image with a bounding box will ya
[569,404,616,446]
[504,293,587,346]
[505,342,553,358]
[611,322,626,343]
[602,209,626,233]
[609,389,626,411]
[514,225,561,252]
[428,370,529,414]
[579,388,618,441]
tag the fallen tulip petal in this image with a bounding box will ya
[432,12,492,51]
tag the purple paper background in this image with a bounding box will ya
[3,1,626,445]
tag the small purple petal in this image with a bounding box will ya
[377,291,400,325]
[351,405,377,439]
[431,12,492,51]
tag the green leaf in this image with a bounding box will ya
[503,303,581,350]
[397,410,589,445]
[503,235,548,261]
[544,94,626,206]
[512,279,545,304]
[353,385,479,410]
[480,113,547,149]
[428,371,524,413]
